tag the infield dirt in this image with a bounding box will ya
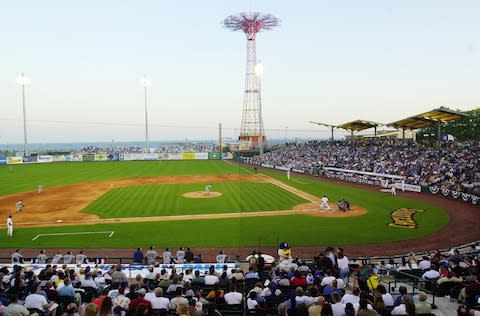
[0,173,365,228]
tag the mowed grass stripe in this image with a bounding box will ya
[82,182,307,218]
[0,160,245,196]
[4,209,447,248]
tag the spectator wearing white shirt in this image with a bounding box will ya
[224,285,243,305]
[145,287,170,309]
[204,268,219,286]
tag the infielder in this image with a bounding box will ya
[7,215,13,237]
[15,200,24,213]
[320,196,331,210]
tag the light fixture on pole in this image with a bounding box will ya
[255,61,264,155]
[16,73,31,157]
[139,75,152,153]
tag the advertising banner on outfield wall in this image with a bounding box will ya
[195,152,208,160]
[52,155,66,162]
[7,157,23,164]
[158,153,169,160]
[222,152,233,160]
[208,152,221,160]
[66,154,83,162]
[23,156,38,163]
[108,153,120,161]
[0,157,6,165]
[123,153,149,161]
[143,153,158,160]
[122,153,159,160]
[82,154,95,162]
[94,153,108,161]
[182,152,196,160]
[168,153,182,160]
[37,155,53,163]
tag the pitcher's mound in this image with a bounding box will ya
[183,191,222,198]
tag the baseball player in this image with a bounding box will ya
[216,250,227,263]
[391,184,397,196]
[320,196,331,210]
[37,250,48,264]
[64,251,75,264]
[287,169,291,180]
[146,246,158,265]
[204,184,212,196]
[7,215,13,237]
[15,200,24,213]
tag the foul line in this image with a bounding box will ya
[291,178,307,184]
[223,160,255,175]
[32,231,114,241]
[224,160,319,204]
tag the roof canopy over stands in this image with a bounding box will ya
[309,121,338,141]
[310,107,469,142]
[387,107,469,141]
[337,120,381,138]
[337,120,381,132]
[388,107,468,130]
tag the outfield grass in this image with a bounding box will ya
[0,160,450,248]
[82,182,307,218]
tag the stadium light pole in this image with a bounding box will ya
[139,75,152,153]
[255,61,264,155]
[16,73,31,157]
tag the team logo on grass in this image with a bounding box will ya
[388,208,423,229]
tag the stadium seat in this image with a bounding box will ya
[151,308,168,316]
[217,303,244,316]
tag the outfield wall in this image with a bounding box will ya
[0,152,233,165]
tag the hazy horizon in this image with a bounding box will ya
[1,1,479,144]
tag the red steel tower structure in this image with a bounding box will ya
[224,12,279,149]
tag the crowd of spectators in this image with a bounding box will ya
[249,139,480,196]
[76,144,216,155]
[2,244,479,316]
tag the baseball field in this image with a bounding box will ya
[0,160,454,253]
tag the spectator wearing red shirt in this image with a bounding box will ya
[290,271,308,287]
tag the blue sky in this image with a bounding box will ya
[1,1,479,143]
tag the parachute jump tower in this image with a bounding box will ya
[224,12,279,150]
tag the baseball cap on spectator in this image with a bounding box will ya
[136,288,147,295]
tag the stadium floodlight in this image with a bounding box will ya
[16,73,31,157]
[139,75,152,153]
[255,61,264,155]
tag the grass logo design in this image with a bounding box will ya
[388,208,424,229]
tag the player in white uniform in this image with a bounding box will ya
[391,185,397,196]
[146,246,158,265]
[176,247,186,264]
[320,196,331,210]
[16,200,24,212]
[204,184,212,195]
[7,215,13,237]
[216,251,227,263]
[287,169,291,180]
